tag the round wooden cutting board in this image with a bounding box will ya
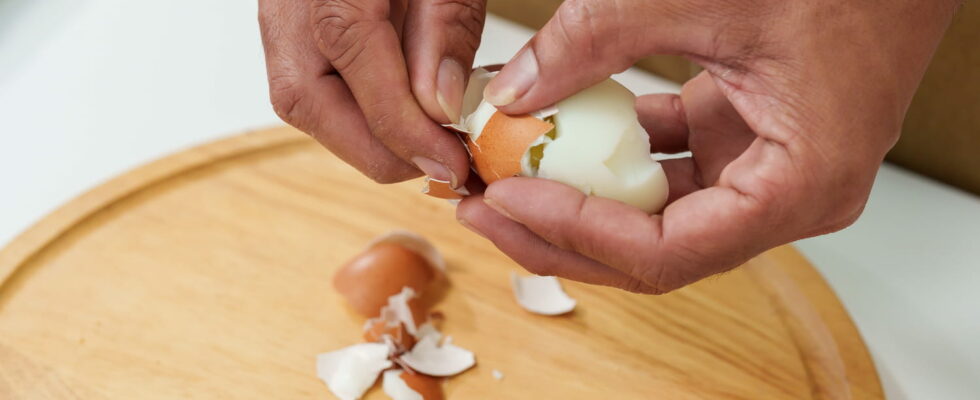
[0,127,882,400]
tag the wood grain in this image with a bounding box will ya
[0,127,882,399]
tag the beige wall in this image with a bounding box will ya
[487,0,980,195]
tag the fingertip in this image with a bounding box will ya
[456,194,484,221]
[484,48,538,108]
[483,177,534,204]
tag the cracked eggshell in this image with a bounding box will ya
[363,320,415,351]
[316,343,393,400]
[367,231,445,272]
[510,272,577,316]
[540,79,669,213]
[334,232,442,317]
[383,370,445,400]
[400,332,476,377]
[364,287,427,343]
[421,177,469,200]
[467,113,554,184]
[452,67,669,213]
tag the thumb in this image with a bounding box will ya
[484,0,708,114]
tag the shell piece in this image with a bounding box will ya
[316,343,393,400]
[421,177,469,200]
[510,272,577,316]
[400,330,476,377]
[363,319,416,351]
[491,369,504,381]
[529,104,558,120]
[467,112,554,184]
[364,287,427,338]
[446,67,496,134]
[383,370,445,400]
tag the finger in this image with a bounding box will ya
[403,0,487,124]
[659,157,702,204]
[482,0,712,114]
[259,0,418,183]
[681,72,755,186]
[636,93,689,154]
[311,0,470,187]
[456,195,659,293]
[483,168,790,292]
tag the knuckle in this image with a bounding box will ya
[268,76,305,124]
[815,189,868,234]
[431,0,486,44]
[311,0,385,69]
[554,0,630,70]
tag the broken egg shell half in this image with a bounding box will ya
[383,369,445,400]
[510,272,577,316]
[334,232,443,318]
[316,343,392,400]
[467,113,554,184]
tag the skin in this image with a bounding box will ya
[260,0,962,294]
[258,0,484,186]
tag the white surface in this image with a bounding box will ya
[1,2,978,399]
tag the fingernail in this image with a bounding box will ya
[458,218,487,239]
[672,96,687,123]
[412,156,457,187]
[436,58,465,124]
[483,197,514,220]
[484,48,538,107]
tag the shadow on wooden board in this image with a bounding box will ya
[487,0,980,195]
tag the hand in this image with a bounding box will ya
[258,0,486,186]
[457,0,961,293]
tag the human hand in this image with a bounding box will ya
[259,0,486,186]
[457,0,961,293]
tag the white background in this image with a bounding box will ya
[1,1,978,398]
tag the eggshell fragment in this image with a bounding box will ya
[363,320,415,351]
[400,330,476,377]
[383,370,445,400]
[334,232,442,317]
[316,343,393,400]
[491,369,504,381]
[421,177,469,200]
[467,113,554,184]
[510,272,577,316]
[364,287,427,339]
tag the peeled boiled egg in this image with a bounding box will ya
[443,68,669,214]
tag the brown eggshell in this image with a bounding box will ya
[363,320,416,350]
[334,243,437,317]
[468,111,554,184]
[421,177,468,200]
[401,371,445,400]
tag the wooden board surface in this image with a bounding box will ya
[0,127,882,399]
